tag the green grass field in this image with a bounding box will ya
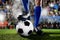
[0,29,60,40]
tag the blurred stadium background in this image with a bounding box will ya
[0,0,60,29]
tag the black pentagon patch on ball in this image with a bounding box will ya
[18,28,23,34]
[24,21,30,26]
[28,30,32,34]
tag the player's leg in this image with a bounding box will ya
[34,0,41,29]
[34,6,41,28]
[18,0,30,21]
[34,0,44,35]
[22,0,29,14]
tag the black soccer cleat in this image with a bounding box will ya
[36,30,44,36]
[18,15,26,21]
[22,11,28,16]
[18,15,23,20]
[34,28,45,36]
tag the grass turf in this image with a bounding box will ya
[0,29,60,40]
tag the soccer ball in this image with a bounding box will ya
[16,20,34,36]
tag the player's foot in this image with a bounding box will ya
[17,15,30,21]
[22,11,28,16]
[34,27,45,36]
[22,12,30,20]
[27,16,30,20]
[17,15,26,21]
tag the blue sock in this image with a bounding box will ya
[34,6,41,28]
[22,0,29,13]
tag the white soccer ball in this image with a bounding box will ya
[16,20,34,36]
